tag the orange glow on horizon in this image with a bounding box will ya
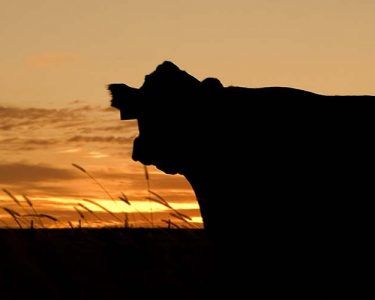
[0,195,203,229]
[0,105,200,228]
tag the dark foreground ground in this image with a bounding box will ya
[0,228,217,299]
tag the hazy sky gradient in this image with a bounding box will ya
[1,0,375,107]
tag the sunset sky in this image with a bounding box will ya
[1,1,375,227]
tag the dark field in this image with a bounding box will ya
[0,229,217,299]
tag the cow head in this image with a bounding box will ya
[108,61,217,175]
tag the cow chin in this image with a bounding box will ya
[132,137,181,175]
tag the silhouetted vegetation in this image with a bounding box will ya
[0,163,199,229]
[0,228,215,299]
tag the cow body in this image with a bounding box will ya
[109,61,373,297]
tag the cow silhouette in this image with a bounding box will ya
[109,61,373,297]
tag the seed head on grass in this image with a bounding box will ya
[143,165,150,190]
[2,207,20,217]
[78,203,103,221]
[22,194,33,207]
[22,195,44,228]
[71,163,87,173]
[2,189,22,207]
[73,206,85,219]
[146,196,172,209]
[118,192,153,227]
[82,198,122,222]
[149,190,170,206]
[22,214,59,222]
[143,165,154,226]
[172,210,191,221]
[170,212,197,228]
[146,193,191,221]
[72,163,114,201]
[126,199,153,227]
[170,212,188,222]
[119,193,131,205]
[2,207,22,228]
[118,193,133,226]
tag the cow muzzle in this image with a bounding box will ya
[108,83,141,120]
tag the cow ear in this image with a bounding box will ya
[201,78,223,89]
[108,84,140,120]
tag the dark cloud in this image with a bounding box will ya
[91,124,137,132]
[24,139,59,145]
[53,121,94,129]
[67,135,132,144]
[0,105,135,151]
[102,172,193,190]
[0,124,15,130]
[0,106,58,119]
[0,105,133,134]
[0,105,97,119]
[0,162,78,184]
[0,138,59,151]
[0,105,135,153]
[1,183,83,198]
[0,105,100,131]
[68,99,85,105]
[102,107,118,113]
[0,138,18,143]
[77,122,138,135]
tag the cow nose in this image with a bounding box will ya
[108,83,140,120]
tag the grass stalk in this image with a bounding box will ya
[143,165,154,227]
[23,195,44,228]
[82,198,122,222]
[72,163,115,201]
[2,207,23,229]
